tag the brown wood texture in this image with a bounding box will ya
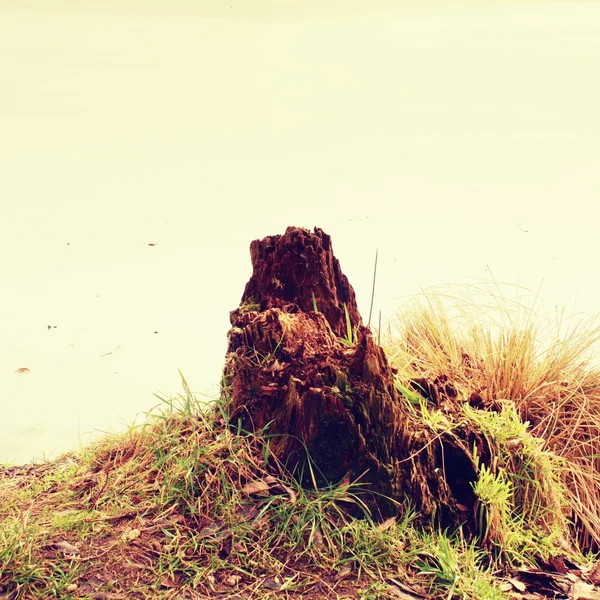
[223,226,481,528]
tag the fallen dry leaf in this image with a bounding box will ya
[386,577,428,599]
[571,580,600,600]
[507,577,527,592]
[262,577,283,590]
[270,481,298,504]
[386,585,425,600]
[544,555,569,574]
[120,528,141,543]
[53,540,80,556]
[339,474,351,487]
[225,575,241,587]
[338,563,353,578]
[588,559,600,585]
[160,573,183,588]
[238,504,259,522]
[198,521,223,538]
[312,525,324,547]
[198,521,231,542]
[242,479,271,496]
[377,517,397,532]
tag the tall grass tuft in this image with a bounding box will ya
[381,280,600,550]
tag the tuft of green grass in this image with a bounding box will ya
[341,302,358,347]
[416,530,506,600]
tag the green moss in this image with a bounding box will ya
[331,370,355,408]
[335,370,349,393]
[238,296,260,313]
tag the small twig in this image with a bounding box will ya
[368,248,378,327]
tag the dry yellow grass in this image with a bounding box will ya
[380,281,600,550]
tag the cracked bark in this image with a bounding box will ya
[223,226,481,528]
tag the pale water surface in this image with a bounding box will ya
[1,1,599,464]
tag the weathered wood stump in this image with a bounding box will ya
[223,226,482,528]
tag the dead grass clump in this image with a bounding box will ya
[382,281,600,551]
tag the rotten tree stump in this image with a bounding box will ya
[223,226,481,528]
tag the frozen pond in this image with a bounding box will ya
[1,1,599,464]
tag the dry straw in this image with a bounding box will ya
[381,278,600,550]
